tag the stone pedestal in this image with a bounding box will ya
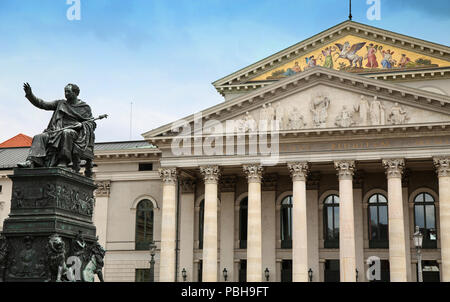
[1,168,99,282]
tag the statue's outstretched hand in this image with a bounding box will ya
[23,83,32,97]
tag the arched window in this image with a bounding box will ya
[368,193,389,248]
[324,195,339,248]
[414,192,437,249]
[135,199,154,250]
[239,197,248,249]
[199,200,204,249]
[280,195,293,249]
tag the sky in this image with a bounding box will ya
[0,0,449,143]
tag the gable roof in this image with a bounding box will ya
[0,134,32,148]
[143,66,450,139]
[212,20,450,92]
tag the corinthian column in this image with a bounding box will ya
[288,162,310,282]
[434,157,450,281]
[383,159,408,282]
[243,164,264,282]
[159,168,178,282]
[200,166,221,282]
[334,161,356,282]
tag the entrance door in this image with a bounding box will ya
[324,260,340,282]
[281,260,292,282]
[238,260,247,282]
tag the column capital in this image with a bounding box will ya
[94,180,111,197]
[220,175,237,192]
[287,162,310,182]
[334,160,355,180]
[159,167,178,185]
[243,164,263,183]
[180,178,196,193]
[200,166,221,184]
[382,158,405,179]
[434,157,450,177]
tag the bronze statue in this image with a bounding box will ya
[18,83,107,177]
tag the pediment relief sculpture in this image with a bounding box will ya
[310,95,330,128]
[335,106,355,128]
[388,102,409,125]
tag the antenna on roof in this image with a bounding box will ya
[349,0,353,20]
[129,101,133,140]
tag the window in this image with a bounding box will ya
[323,195,339,248]
[135,199,154,250]
[281,260,292,282]
[368,193,389,248]
[239,198,248,249]
[135,269,151,282]
[138,163,153,171]
[239,260,247,282]
[414,192,437,248]
[0,185,2,193]
[280,196,293,249]
[324,260,340,282]
[198,200,204,249]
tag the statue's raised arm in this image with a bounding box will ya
[18,83,105,178]
[23,82,59,111]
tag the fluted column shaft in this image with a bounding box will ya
[200,166,221,282]
[288,162,310,282]
[243,164,263,282]
[383,159,408,282]
[434,157,450,281]
[335,161,356,282]
[159,168,178,282]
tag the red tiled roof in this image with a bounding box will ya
[0,134,32,148]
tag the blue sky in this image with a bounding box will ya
[0,0,449,143]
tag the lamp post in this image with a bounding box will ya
[264,268,270,282]
[308,268,313,282]
[182,268,187,282]
[223,268,228,282]
[413,226,424,282]
[149,241,156,282]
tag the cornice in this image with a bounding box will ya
[212,20,450,88]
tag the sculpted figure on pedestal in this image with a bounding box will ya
[310,96,330,128]
[354,95,369,125]
[17,83,107,177]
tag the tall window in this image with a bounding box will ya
[199,200,204,249]
[414,192,437,249]
[280,196,293,249]
[239,198,248,249]
[324,195,339,248]
[368,193,389,248]
[135,199,154,250]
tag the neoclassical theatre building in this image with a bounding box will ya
[2,20,450,282]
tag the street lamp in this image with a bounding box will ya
[413,226,424,282]
[223,268,228,281]
[264,268,270,282]
[182,268,187,282]
[308,268,313,282]
[149,241,156,282]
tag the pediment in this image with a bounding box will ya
[143,68,450,140]
[213,20,450,90]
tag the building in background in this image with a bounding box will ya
[1,20,450,282]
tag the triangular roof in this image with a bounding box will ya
[212,20,450,93]
[143,67,450,140]
[0,134,32,148]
